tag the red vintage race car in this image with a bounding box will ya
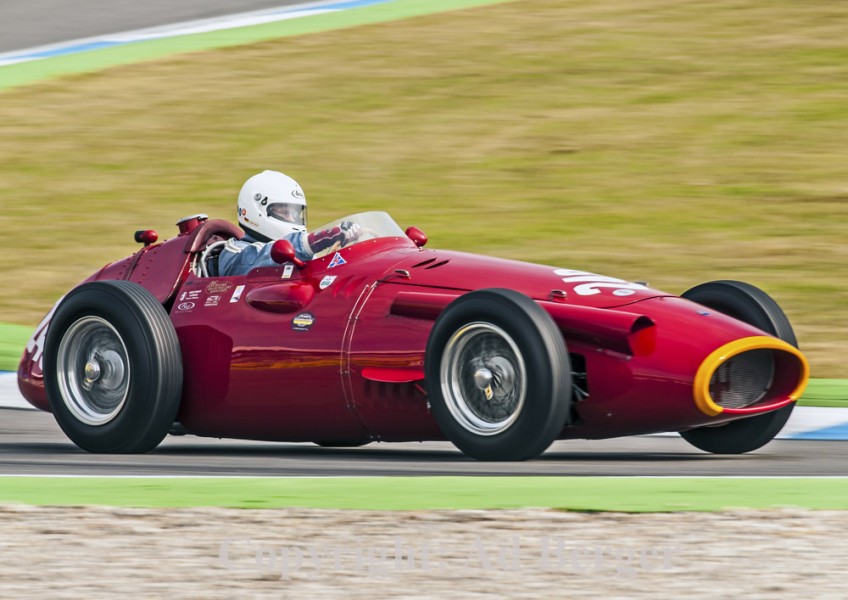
[18,212,809,460]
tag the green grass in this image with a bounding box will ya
[799,379,848,408]
[2,476,848,511]
[0,0,846,376]
[0,0,512,91]
[0,323,31,372]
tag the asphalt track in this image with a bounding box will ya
[0,0,311,53]
[2,408,847,476]
[2,2,847,478]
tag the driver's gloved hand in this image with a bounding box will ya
[341,221,361,243]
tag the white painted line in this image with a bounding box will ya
[2,370,846,439]
[0,474,355,478]
[0,0,392,67]
[651,407,848,440]
[780,406,848,438]
[0,372,32,410]
[0,474,847,479]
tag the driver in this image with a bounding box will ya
[218,170,361,277]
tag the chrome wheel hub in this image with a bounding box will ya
[473,367,493,391]
[83,360,101,383]
[56,316,130,426]
[440,322,526,436]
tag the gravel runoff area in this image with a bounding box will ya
[1,506,846,598]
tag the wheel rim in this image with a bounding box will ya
[56,316,130,426]
[440,322,526,436]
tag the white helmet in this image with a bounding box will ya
[236,170,307,242]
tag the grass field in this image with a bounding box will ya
[2,476,848,511]
[0,0,846,376]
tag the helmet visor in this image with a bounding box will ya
[267,202,306,227]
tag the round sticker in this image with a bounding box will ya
[292,312,315,332]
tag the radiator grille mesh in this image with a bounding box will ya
[709,349,775,409]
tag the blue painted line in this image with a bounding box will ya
[0,0,395,65]
[18,41,123,61]
[789,424,848,441]
[311,0,393,9]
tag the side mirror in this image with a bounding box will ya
[134,229,158,246]
[405,226,427,248]
[270,239,306,268]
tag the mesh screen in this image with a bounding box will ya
[709,349,775,409]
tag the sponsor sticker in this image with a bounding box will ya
[179,289,202,302]
[291,312,315,332]
[207,281,234,294]
[328,252,347,269]
[176,302,196,312]
[205,295,221,307]
[612,289,636,297]
[230,285,245,303]
[282,264,294,279]
[319,275,337,290]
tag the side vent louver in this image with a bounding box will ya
[411,258,437,268]
[425,260,450,270]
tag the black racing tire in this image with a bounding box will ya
[425,288,571,461]
[679,280,797,454]
[43,280,183,453]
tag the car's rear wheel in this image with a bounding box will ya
[425,289,571,461]
[679,280,798,454]
[43,280,183,453]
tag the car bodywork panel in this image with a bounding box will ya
[18,214,808,445]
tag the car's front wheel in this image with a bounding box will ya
[679,280,798,454]
[425,288,571,461]
[43,280,183,453]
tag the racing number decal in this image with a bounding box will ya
[25,296,63,369]
[554,269,645,297]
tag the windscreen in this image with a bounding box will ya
[309,211,407,259]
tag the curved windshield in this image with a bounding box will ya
[309,211,407,259]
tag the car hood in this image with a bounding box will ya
[392,249,672,309]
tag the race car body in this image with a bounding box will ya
[18,212,809,460]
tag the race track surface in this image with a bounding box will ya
[3,408,847,476]
[2,3,846,479]
[0,0,309,52]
